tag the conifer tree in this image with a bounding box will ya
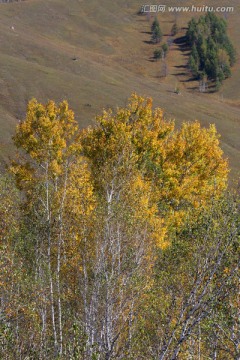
[152,25,162,43]
[151,17,163,44]
[151,17,160,32]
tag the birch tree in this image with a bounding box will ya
[78,108,161,359]
[132,195,239,359]
[10,99,82,357]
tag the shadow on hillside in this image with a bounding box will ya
[175,64,187,69]
[187,86,199,91]
[175,72,187,76]
[179,76,196,83]
[143,40,153,45]
[173,64,189,78]
[140,31,152,35]
[174,36,189,52]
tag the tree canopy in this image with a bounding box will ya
[1,95,238,360]
[186,13,236,89]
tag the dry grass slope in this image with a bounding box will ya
[0,0,239,179]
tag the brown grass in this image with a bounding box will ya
[0,0,239,179]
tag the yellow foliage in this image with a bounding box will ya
[79,93,229,245]
[12,99,79,180]
[10,95,229,252]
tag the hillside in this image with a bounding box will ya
[0,0,239,178]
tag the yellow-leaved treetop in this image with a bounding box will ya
[80,93,228,234]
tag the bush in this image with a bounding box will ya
[171,22,179,36]
[153,48,162,60]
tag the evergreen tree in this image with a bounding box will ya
[191,43,199,61]
[151,18,160,32]
[186,18,197,45]
[224,40,236,66]
[152,25,162,43]
[217,68,225,83]
[188,55,199,77]
[151,17,163,44]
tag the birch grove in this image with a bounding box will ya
[0,95,239,359]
